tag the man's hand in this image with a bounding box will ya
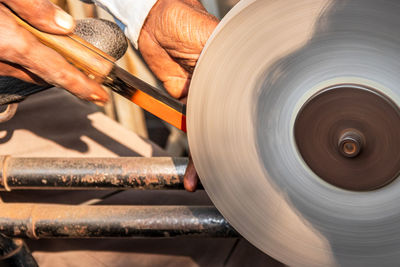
[0,0,108,104]
[138,0,219,100]
[138,0,218,191]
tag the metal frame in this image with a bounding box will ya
[0,156,238,265]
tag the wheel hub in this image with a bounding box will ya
[294,85,400,191]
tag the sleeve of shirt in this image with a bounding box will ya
[90,0,158,49]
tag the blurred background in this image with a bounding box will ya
[50,0,240,158]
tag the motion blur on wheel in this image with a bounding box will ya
[3,0,400,266]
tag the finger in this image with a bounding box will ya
[11,28,108,103]
[181,0,208,12]
[163,76,190,100]
[1,0,74,34]
[183,155,199,192]
[179,96,188,104]
[139,30,190,99]
[0,61,45,84]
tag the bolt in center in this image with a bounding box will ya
[338,130,364,158]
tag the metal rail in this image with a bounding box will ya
[0,156,203,190]
[0,204,238,238]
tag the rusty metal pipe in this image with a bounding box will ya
[0,157,201,190]
[0,204,238,238]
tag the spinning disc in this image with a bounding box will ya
[187,0,400,265]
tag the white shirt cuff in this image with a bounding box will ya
[93,0,158,49]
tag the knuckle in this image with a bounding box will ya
[0,35,28,60]
[0,20,21,58]
[15,39,31,56]
[52,69,89,96]
[9,35,35,61]
[50,69,71,86]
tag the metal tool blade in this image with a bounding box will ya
[106,66,186,132]
[187,0,400,265]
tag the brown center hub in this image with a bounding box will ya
[294,85,400,191]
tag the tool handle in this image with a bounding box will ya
[9,8,115,84]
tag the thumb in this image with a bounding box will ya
[1,0,75,34]
[163,76,190,100]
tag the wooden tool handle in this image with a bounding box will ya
[10,9,115,84]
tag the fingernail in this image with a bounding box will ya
[90,94,101,101]
[55,9,74,30]
[93,101,105,107]
[91,94,107,105]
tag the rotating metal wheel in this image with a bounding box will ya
[188,0,400,265]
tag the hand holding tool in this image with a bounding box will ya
[2,5,186,132]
